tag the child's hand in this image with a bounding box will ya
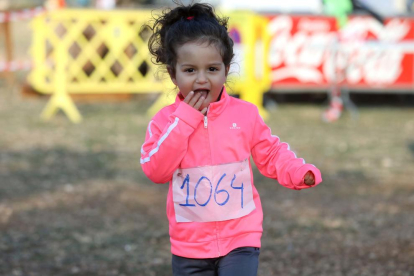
[184,91,208,115]
[304,171,315,186]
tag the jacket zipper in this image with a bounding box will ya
[204,108,219,256]
[216,223,221,257]
[204,106,210,128]
[205,107,212,163]
[204,107,221,257]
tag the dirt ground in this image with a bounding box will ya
[0,86,413,276]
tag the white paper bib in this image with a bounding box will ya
[172,159,256,223]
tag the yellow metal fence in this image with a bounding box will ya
[28,9,270,123]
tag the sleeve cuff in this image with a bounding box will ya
[172,102,204,129]
[293,164,322,190]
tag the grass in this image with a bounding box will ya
[1,91,414,276]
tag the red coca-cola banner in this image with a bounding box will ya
[266,15,414,90]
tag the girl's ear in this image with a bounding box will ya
[167,66,177,85]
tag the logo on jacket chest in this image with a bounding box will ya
[230,123,241,130]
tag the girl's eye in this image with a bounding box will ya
[209,67,218,71]
[185,68,194,73]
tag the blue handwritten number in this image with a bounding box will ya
[214,173,230,206]
[194,177,212,206]
[179,174,195,207]
[230,174,244,208]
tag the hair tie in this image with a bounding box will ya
[186,16,194,20]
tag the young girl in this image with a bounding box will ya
[141,2,322,275]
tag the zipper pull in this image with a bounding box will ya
[204,116,208,128]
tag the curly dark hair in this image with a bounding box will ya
[146,1,234,78]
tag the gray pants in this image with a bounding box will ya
[172,247,260,276]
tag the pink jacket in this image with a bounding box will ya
[140,87,322,258]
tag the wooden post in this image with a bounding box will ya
[0,20,15,86]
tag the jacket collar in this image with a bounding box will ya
[174,86,230,118]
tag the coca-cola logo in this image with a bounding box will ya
[268,15,412,86]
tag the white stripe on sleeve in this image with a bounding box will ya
[148,121,153,137]
[140,117,180,164]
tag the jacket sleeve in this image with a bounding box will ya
[250,108,322,190]
[140,102,204,184]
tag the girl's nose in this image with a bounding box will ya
[196,72,207,84]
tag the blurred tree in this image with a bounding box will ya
[66,0,92,7]
[407,0,414,12]
[323,0,384,28]
[117,0,155,5]
[0,0,44,10]
[116,0,220,7]
[323,0,353,28]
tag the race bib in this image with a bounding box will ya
[172,159,256,223]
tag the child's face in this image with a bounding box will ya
[170,41,229,110]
